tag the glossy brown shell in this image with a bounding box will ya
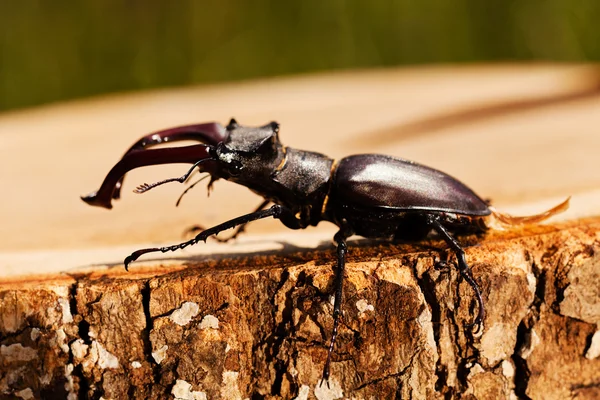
[334,154,491,216]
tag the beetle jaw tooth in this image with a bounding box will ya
[80,192,113,209]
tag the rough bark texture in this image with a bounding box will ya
[1,219,599,399]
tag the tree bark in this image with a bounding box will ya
[1,219,599,399]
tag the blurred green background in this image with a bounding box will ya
[1,0,598,111]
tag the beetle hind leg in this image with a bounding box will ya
[427,215,485,331]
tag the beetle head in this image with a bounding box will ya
[214,119,283,182]
[223,118,279,152]
[81,118,284,209]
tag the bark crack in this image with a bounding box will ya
[68,281,90,399]
[411,256,446,393]
[512,257,544,400]
[141,280,162,387]
[352,350,417,391]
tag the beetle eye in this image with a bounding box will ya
[228,160,243,176]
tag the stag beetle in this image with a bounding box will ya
[82,119,568,383]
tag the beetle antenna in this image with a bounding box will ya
[133,159,209,194]
[175,174,210,206]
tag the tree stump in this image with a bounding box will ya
[1,65,599,399]
[1,220,599,399]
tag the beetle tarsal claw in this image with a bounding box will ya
[465,317,483,331]
[318,377,330,389]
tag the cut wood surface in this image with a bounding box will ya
[1,64,599,399]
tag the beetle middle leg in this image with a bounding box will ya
[124,204,304,269]
[321,224,354,386]
[427,215,485,331]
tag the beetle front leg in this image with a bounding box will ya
[427,216,485,332]
[321,224,353,386]
[124,204,304,269]
[184,200,271,242]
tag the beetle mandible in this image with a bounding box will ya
[82,119,568,383]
